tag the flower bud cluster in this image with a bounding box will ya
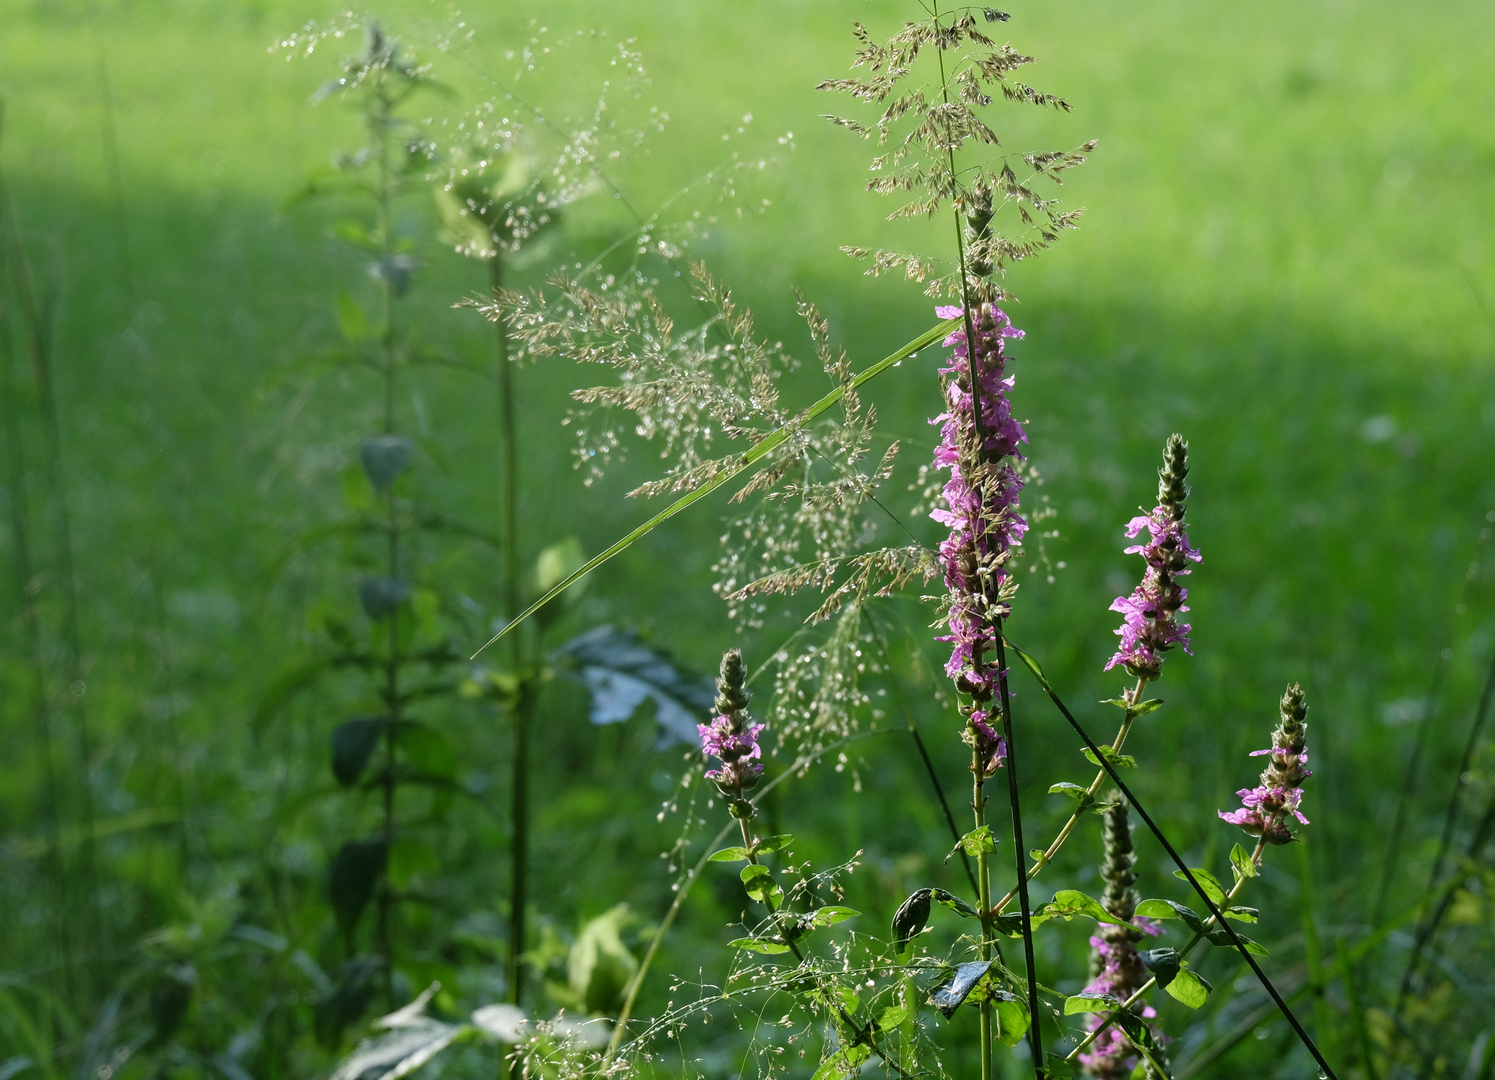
[930,304,1027,775]
[698,649,764,798]
[1081,801,1161,1078]
[1219,683,1312,845]
[1105,435,1201,681]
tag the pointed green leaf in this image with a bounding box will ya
[1138,947,1181,988]
[754,834,794,855]
[1063,994,1120,1015]
[336,289,369,342]
[1163,967,1211,1009]
[1083,745,1137,769]
[708,846,751,863]
[1174,867,1227,906]
[994,997,1030,1047]
[1230,843,1259,884]
[727,937,791,955]
[810,906,859,928]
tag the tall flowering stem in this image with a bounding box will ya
[929,303,1045,1072]
[698,650,914,1080]
[1070,684,1315,1064]
[1080,802,1161,1079]
[1106,434,1201,680]
[1219,683,1312,845]
[994,435,1201,915]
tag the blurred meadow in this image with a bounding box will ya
[1,0,1493,1078]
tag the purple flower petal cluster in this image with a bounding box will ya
[1081,802,1162,1078]
[1105,435,1200,681]
[930,304,1026,772]
[697,714,765,789]
[1219,683,1312,846]
[699,648,764,798]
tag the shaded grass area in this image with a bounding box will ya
[1,0,1494,1076]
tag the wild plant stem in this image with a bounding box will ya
[491,253,533,1012]
[736,814,914,1079]
[602,731,889,1064]
[992,627,1044,1077]
[374,86,400,1007]
[1067,835,1267,1062]
[972,744,993,1080]
[991,677,1149,915]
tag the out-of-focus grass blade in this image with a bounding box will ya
[471,316,959,659]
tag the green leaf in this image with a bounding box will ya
[396,722,456,780]
[1083,745,1137,769]
[332,219,377,250]
[569,905,639,1015]
[1174,867,1227,906]
[930,889,979,919]
[332,717,386,786]
[1223,906,1260,923]
[754,834,794,855]
[472,317,963,658]
[837,987,861,1015]
[708,846,750,863]
[1163,967,1211,1009]
[359,435,414,493]
[336,289,369,342]
[810,906,860,928]
[876,997,911,1031]
[1138,947,1181,988]
[1048,782,1094,809]
[810,1044,871,1080]
[1064,994,1120,1015]
[1134,898,1203,933]
[740,864,781,905]
[727,937,791,955]
[1230,843,1259,884]
[994,998,1030,1048]
[1048,889,1123,924]
[891,889,932,951]
[329,838,388,937]
[1099,697,1131,710]
[1128,698,1164,717]
[957,825,997,857]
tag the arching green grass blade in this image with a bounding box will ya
[471,316,959,658]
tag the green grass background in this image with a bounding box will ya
[2,0,1494,1077]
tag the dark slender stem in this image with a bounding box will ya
[992,627,1044,1076]
[1397,641,1495,1005]
[1007,640,1339,1080]
[868,612,979,895]
[492,251,532,1011]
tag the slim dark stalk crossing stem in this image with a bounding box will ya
[992,627,1044,1076]
[1007,641,1339,1080]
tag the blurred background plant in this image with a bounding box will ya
[0,1,1493,1078]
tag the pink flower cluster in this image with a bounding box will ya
[930,304,1027,690]
[698,714,765,792]
[1219,684,1312,846]
[1078,921,1162,1077]
[1105,505,1201,679]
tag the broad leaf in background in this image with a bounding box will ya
[554,625,714,745]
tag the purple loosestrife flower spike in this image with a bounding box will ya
[1105,434,1202,681]
[1081,800,1163,1079]
[930,303,1026,776]
[1219,683,1312,846]
[698,649,764,815]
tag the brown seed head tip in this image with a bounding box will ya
[715,648,751,716]
[1158,433,1190,514]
